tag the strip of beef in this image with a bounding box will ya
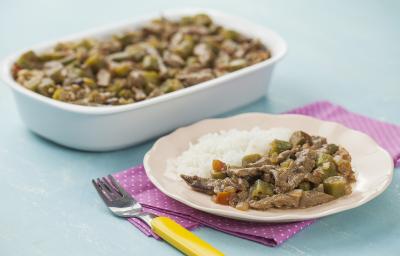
[213,177,250,208]
[226,165,275,177]
[317,143,339,155]
[334,156,356,181]
[229,190,249,207]
[333,146,355,181]
[177,68,215,86]
[213,176,249,193]
[249,189,303,210]
[304,168,325,184]
[180,174,217,195]
[163,51,185,67]
[262,172,273,183]
[310,135,327,150]
[335,147,352,161]
[271,167,306,193]
[299,191,334,208]
[289,131,312,147]
[276,149,296,164]
[294,148,317,173]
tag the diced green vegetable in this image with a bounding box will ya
[193,14,212,26]
[83,52,104,70]
[117,97,134,105]
[227,59,248,71]
[114,32,140,46]
[147,36,162,50]
[269,139,292,154]
[326,144,339,155]
[161,79,184,93]
[142,71,160,85]
[52,88,64,100]
[83,77,96,88]
[180,16,194,25]
[77,38,97,49]
[269,152,279,164]
[142,56,159,70]
[314,161,337,181]
[210,169,227,179]
[125,45,147,61]
[110,62,132,77]
[39,51,66,62]
[317,153,334,166]
[173,35,194,58]
[118,89,133,99]
[321,161,337,177]
[250,179,274,199]
[334,158,351,173]
[241,153,262,166]
[221,29,239,41]
[16,51,42,69]
[323,176,348,198]
[280,159,294,168]
[60,55,76,65]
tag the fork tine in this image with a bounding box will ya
[101,177,123,197]
[97,178,119,200]
[92,179,111,205]
[107,175,131,198]
[99,177,113,192]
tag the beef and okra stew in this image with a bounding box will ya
[12,14,270,106]
[181,131,356,211]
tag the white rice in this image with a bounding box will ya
[165,127,293,180]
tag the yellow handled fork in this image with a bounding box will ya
[92,175,223,256]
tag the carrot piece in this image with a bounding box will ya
[212,159,226,172]
[213,191,231,205]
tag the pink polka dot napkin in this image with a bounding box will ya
[113,101,400,246]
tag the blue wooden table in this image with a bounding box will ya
[1,0,399,255]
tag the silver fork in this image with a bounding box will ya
[92,175,223,256]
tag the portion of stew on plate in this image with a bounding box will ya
[181,130,356,211]
[12,13,270,106]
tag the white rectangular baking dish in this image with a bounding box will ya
[1,8,287,151]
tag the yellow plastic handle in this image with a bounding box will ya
[150,216,224,256]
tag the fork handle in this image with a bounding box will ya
[150,216,224,256]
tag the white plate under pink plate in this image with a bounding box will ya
[144,113,394,222]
